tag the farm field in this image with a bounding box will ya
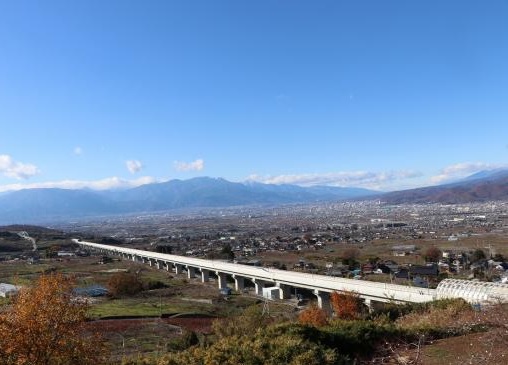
[0,254,296,359]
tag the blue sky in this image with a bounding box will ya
[1,0,507,192]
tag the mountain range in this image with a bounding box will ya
[0,177,377,224]
[380,169,508,204]
[0,170,507,225]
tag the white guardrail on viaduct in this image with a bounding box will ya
[74,239,508,306]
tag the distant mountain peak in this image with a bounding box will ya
[0,177,377,225]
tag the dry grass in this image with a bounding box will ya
[368,302,508,364]
[395,300,476,335]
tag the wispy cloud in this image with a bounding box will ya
[174,159,204,172]
[0,176,159,193]
[0,154,40,180]
[246,170,422,190]
[430,162,507,184]
[73,146,83,156]
[126,160,143,174]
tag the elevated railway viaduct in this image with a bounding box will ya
[75,239,508,312]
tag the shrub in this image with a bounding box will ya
[324,320,406,356]
[423,246,442,263]
[107,272,143,297]
[0,273,105,365]
[212,305,268,338]
[369,301,426,321]
[298,304,328,327]
[395,298,476,338]
[330,291,363,320]
[144,280,167,290]
[127,327,342,365]
[167,330,199,351]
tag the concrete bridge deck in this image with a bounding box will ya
[75,239,508,309]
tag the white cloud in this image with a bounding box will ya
[0,176,160,193]
[126,160,143,174]
[430,162,507,184]
[246,170,422,190]
[0,154,40,180]
[73,146,83,155]
[174,159,204,172]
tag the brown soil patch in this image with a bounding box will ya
[90,316,215,335]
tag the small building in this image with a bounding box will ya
[392,245,416,256]
[262,287,280,300]
[409,263,439,278]
[394,264,439,282]
[246,259,262,266]
[362,263,374,274]
[394,268,410,280]
[0,283,21,298]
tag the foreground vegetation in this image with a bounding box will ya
[1,269,507,364]
[120,296,507,365]
[0,273,105,365]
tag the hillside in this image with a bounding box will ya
[380,169,508,204]
[1,171,507,225]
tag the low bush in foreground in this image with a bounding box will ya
[110,299,503,364]
[122,331,342,365]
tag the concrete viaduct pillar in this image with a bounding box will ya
[216,272,228,289]
[253,279,266,296]
[314,290,332,315]
[364,299,374,313]
[233,275,245,292]
[174,264,183,275]
[277,284,292,299]
[201,269,209,282]
[187,266,196,279]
